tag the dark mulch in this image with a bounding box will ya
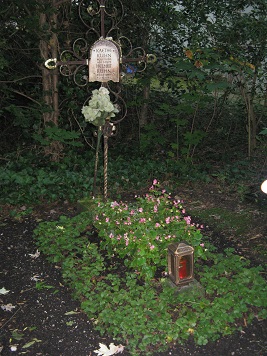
[1,199,267,356]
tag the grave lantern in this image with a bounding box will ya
[168,242,194,286]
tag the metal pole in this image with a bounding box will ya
[100,0,106,38]
[93,127,102,197]
[103,133,108,202]
[103,118,110,202]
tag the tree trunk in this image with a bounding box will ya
[239,70,258,158]
[39,1,62,161]
[139,84,150,128]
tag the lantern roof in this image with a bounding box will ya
[168,242,194,256]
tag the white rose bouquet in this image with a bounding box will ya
[81,87,119,126]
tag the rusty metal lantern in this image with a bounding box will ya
[168,242,194,286]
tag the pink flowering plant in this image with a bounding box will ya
[93,180,205,281]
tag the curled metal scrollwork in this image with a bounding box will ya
[58,38,89,86]
[44,1,156,88]
[78,0,124,39]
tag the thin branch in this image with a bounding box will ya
[0,76,42,84]
[55,0,71,8]
[10,90,42,106]
[0,307,22,332]
[71,109,94,149]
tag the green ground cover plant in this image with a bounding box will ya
[33,181,267,355]
[0,149,211,205]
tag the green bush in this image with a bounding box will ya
[93,180,204,281]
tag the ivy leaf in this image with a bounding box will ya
[11,330,24,341]
[259,128,267,135]
[22,338,42,349]
[64,310,80,315]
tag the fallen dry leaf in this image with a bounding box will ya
[1,303,16,312]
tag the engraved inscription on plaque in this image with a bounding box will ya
[89,39,120,83]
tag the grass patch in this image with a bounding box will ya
[189,207,251,236]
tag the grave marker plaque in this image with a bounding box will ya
[89,39,120,83]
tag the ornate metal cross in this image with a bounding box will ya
[45,0,155,201]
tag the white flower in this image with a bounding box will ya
[99,87,109,95]
[82,87,119,126]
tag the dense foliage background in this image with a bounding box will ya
[1,0,267,202]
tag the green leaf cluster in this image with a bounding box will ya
[34,184,267,355]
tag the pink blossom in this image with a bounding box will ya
[105,217,109,222]
[182,209,186,214]
[109,233,114,238]
[111,201,120,208]
[184,216,191,225]
[165,235,172,240]
[139,218,146,223]
[200,243,205,247]
[155,222,160,228]
[153,179,158,185]
[124,217,132,225]
[150,244,155,250]
[130,210,135,215]
[138,208,143,213]
[95,215,99,221]
[165,217,171,224]
[154,205,158,213]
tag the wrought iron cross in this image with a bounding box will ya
[45,0,155,201]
